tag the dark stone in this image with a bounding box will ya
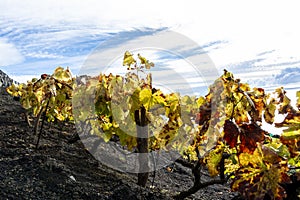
[0,69,18,87]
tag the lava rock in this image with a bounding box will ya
[0,69,18,87]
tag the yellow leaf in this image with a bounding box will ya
[139,88,153,110]
[53,67,73,82]
[204,145,224,177]
[123,51,136,67]
[6,84,20,97]
[138,53,154,69]
[153,90,166,106]
[138,53,147,64]
[21,98,31,110]
[238,149,262,167]
[196,96,205,108]
[103,131,112,142]
[145,62,154,69]
[264,99,276,124]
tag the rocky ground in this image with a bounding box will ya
[0,70,18,87]
[0,86,243,200]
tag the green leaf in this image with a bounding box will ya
[264,138,290,159]
[280,131,300,157]
[204,145,224,177]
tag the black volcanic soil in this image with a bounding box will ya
[0,87,241,200]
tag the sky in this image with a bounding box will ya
[1,0,300,101]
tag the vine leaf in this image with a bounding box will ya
[239,124,265,154]
[224,120,239,148]
[232,164,289,200]
[138,53,154,69]
[249,87,265,122]
[195,103,211,125]
[53,66,73,83]
[6,83,21,97]
[280,131,300,158]
[264,138,290,159]
[123,51,136,67]
[233,96,250,124]
[264,98,276,124]
[139,88,153,110]
[232,146,290,200]
[204,144,224,177]
[224,120,265,154]
[275,87,293,114]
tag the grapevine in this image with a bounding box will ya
[176,69,300,200]
[73,51,198,186]
[73,52,300,198]
[5,51,300,199]
[6,67,74,148]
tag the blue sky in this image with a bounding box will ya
[1,0,300,101]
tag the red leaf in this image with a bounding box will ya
[224,120,239,148]
[240,124,265,154]
[41,74,49,80]
[196,105,211,125]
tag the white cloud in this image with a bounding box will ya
[0,38,24,66]
[9,74,40,84]
[2,0,300,93]
[2,1,300,64]
[2,54,85,83]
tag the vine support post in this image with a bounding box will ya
[135,106,149,187]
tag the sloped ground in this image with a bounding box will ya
[0,87,241,200]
